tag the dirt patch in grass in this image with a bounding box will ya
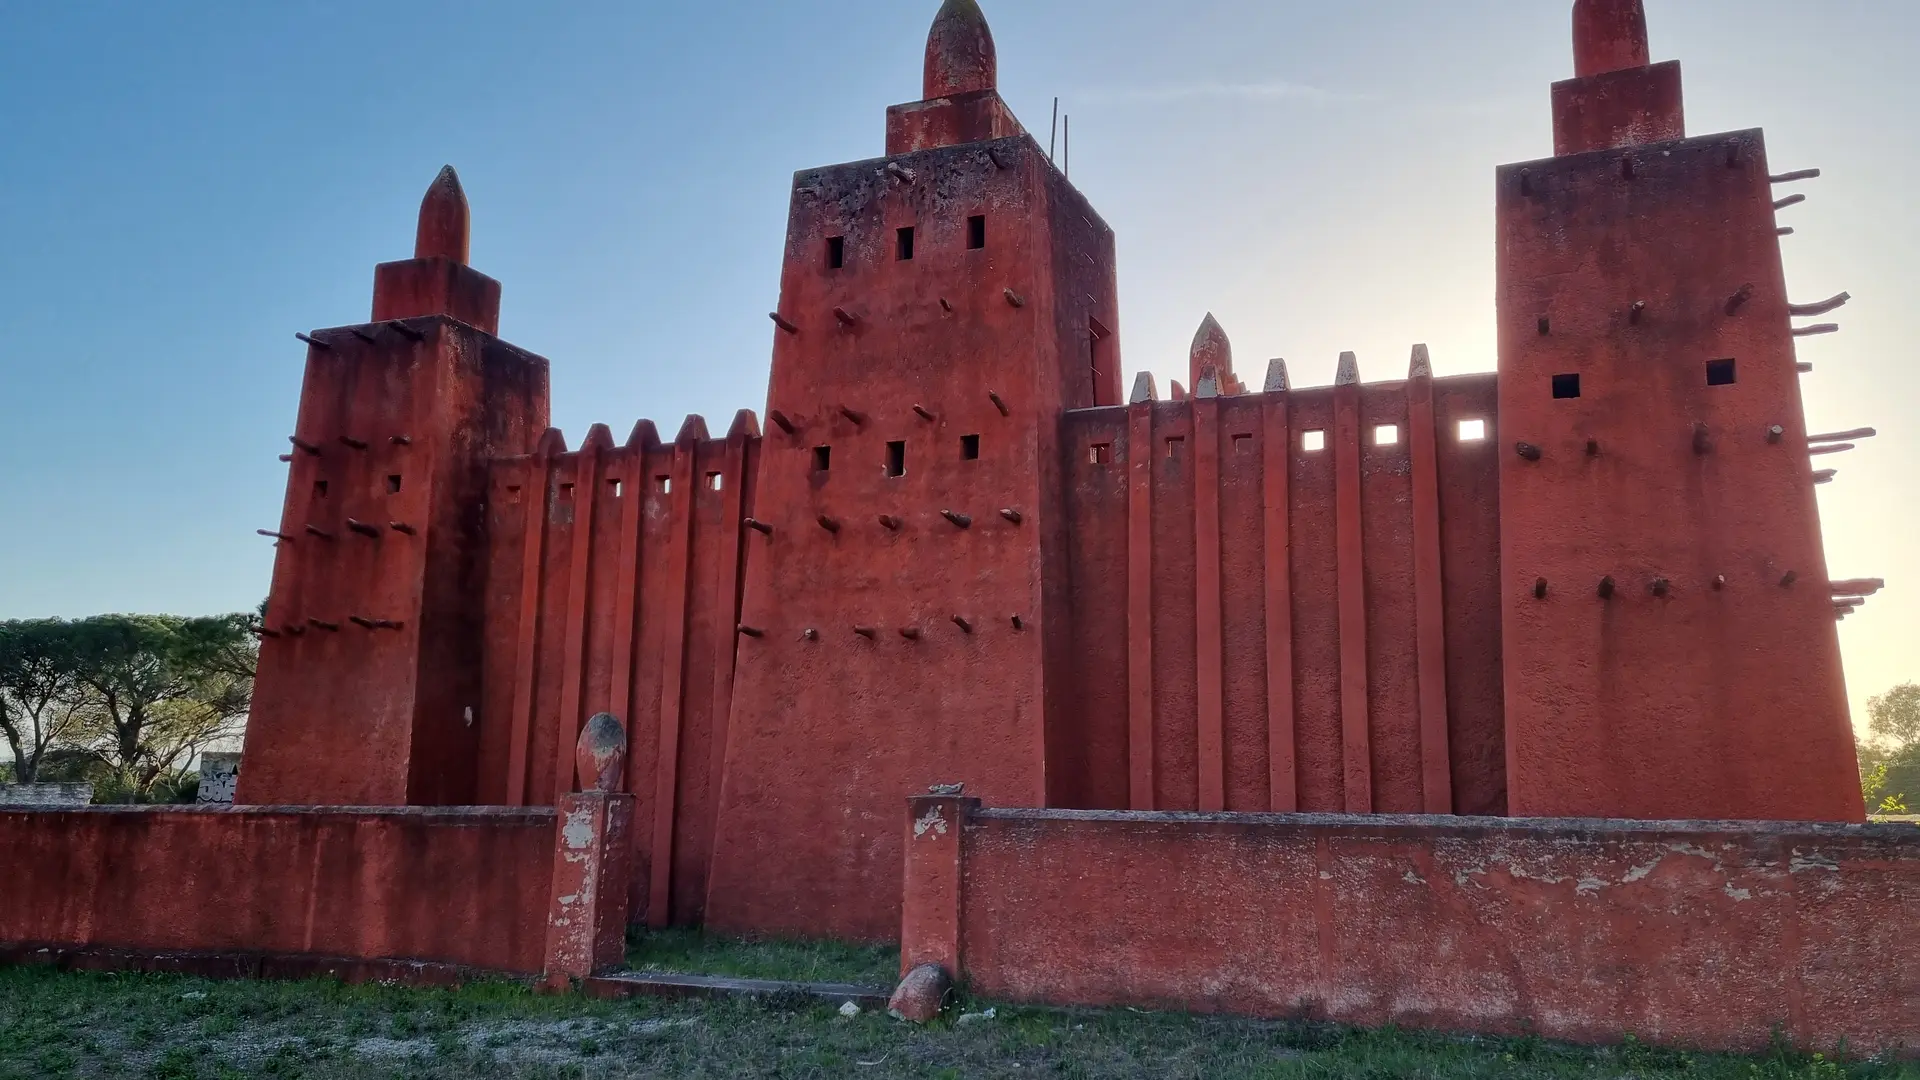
[623,928,898,986]
[1,965,1913,1080]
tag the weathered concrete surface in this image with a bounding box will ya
[0,806,555,975]
[0,784,92,807]
[921,807,1920,1056]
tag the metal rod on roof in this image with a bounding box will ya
[1049,97,1059,161]
[1064,115,1071,179]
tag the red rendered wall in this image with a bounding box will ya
[704,130,1119,944]
[242,319,548,807]
[1051,371,1505,818]
[474,416,756,928]
[0,806,554,974]
[1496,130,1862,823]
[914,802,1920,1056]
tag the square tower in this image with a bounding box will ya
[1494,2,1862,823]
[705,0,1121,942]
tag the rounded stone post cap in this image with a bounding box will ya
[575,713,628,793]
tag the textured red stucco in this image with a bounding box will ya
[929,806,1920,1056]
[0,807,555,975]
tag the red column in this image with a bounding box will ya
[1407,348,1454,815]
[542,714,634,988]
[899,793,977,977]
[1126,387,1156,810]
[1333,354,1372,813]
[1260,362,1297,811]
[1192,395,1227,812]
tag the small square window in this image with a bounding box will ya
[968,215,987,250]
[1373,425,1400,447]
[886,441,906,477]
[961,434,981,461]
[1457,419,1487,442]
[1232,433,1254,456]
[896,226,915,261]
[386,474,402,494]
[813,446,832,472]
[707,472,724,491]
[1165,436,1185,461]
[1553,373,1582,399]
[313,480,329,498]
[1707,358,1737,386]
[826,236,846,270]
[1302,431,1326,453]
[655,475,672,493]
[1089,443,1111,464]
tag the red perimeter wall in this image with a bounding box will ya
[0,806,555,975]
[904,798,1920,1056]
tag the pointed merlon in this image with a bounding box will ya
[415,165,471,264]
[1408,344,1433,380]
[582,423,616,452]
[675,414,711,445]
[1194,372,1221,399]
[1171,381,1187,401]
[536,428,569,455]
[728,409,761,439]
[923,0,997,100]
[1188,313,1234,395]
[1263,359,1290,394]
[1335,352,1361,387]
[1129,372,1157,405]
[626,419,663,450]
[1572,0,1650,79]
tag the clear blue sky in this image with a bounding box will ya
[1,0,1914,726]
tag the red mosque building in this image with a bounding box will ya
[237,0,1873,944]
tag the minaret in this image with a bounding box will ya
[1494,2,1862,822]
[238,168,550,807]
[707,0,1121,942]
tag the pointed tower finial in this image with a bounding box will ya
[1572,0,1651,78]
[1263,359,1290,394]
[1408,344,1433,380]
[415,165,470,264]
[1129,371,1158,405]
[1335,352,1361,387]
[924,0,998,100]
[1189,313,1235,394]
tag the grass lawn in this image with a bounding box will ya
[1,957,1914,1080]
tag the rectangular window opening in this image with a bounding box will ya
[707,472,724,491]
[886,441,906,477]
[1165,436,1185,461]
[608,478,623,498]
[960,434,981,461]
[1089,443,1111,465]
[813,446,832,472]
[559,483,575,498]
[896,226,915,261]
[1232,433,1254,456]
[826,236,846,270]
[967,215,987,250]
[313,480,329,498]
[386,474,402,494]
[1707,358,1737,386]
[655,475,672,494]
[1373,425,1400,447]
[1552,373,1582,399]
[1302,431,1327,453]
[1457,418,1487,442]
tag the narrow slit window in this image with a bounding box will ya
[1165,436,1185,461]
[609,478,623,497]
[960,434,981,461]
[707,472,724,491]
[559,483,575,498]
[896,226,915,261]
[1089,443,1111,465]
[1457,419,1487,442]
[886,441,906,477]
[386,474,402,494]
[967,215,987,250]
[826,236,846,270]
[1302,431,1327,453]
[1373,425,1400,447]
[812,446,832,472]
[1707,358,1737,386]
[1232,433,1254,456]
[1553,373,1582,399]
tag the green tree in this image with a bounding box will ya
[0,620,87,785]
[1867,683,1920,749]
[60,614,257,800]
[1863,683,1920,815]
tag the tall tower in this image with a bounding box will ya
[705,0,1121,942]
[238,169,550,807]
[1495,1,1862,822]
